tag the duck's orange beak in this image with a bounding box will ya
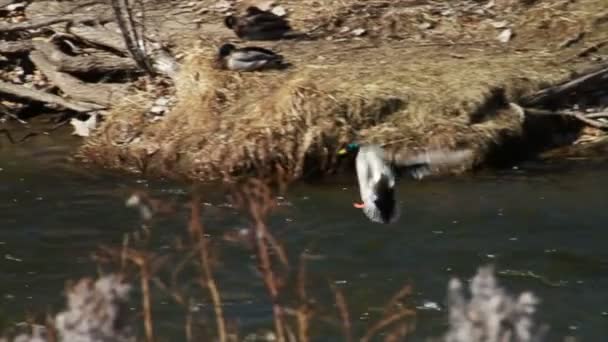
[353,202,365,209]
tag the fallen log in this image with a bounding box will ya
[30,46,128,107]
[34,39,137,74]
[0,80,102,112]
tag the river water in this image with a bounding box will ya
[1,133,607,341]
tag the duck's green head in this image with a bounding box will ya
[337,143,360,155]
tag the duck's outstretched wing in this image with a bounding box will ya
[364,174,399,224]
[393,148,474,180]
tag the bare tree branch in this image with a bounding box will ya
[110,0,155,75]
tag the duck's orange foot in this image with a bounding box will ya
[353,202,365,208]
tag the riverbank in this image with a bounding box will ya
[2,0,607,181]
[3,139,608,340]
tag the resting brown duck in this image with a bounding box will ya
[224,6,292,40]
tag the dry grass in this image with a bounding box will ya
[78,0,608,181]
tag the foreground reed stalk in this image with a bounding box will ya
[189,195,227,342]
[296,255,311,342]
[140,259,154,342]
[255,220,286,342]
[330,283,353,342]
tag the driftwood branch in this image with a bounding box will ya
[0,40,33,54]
[68,23,128,54]
[69,23,180,78]
[521,63,608,107]
[35,39,137,73]
[523,107,608,129]
[0,80,101,112]
[30,43,128,107]
[0,12,114,32]
[0,0,15,8]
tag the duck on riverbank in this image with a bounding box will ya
[213,43,286,72]
[224,6,292,40]
[338,143,473,224]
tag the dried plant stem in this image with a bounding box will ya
[296,254,311,342]
[140,260,154,342]
[360,309,416,342]
[382,285,412,315]
[185,298,193,342]
[330,283,352,342]
[189,196,227,342]
[265,229,290,268]
[255,222,286,342]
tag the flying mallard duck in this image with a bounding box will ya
[224,6,293,40]
[214,43,285,72]
[338,143,473,224]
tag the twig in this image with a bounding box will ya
[0,129,16,144]
[265,229,290,268]
[0,128,52,145]
[584,112,608,119]
[563,39,608,62]
[189,194,227,342]
[140,258,154,342]
[329,282,352,342]
[360,309,416,342]
[382,285,412,316]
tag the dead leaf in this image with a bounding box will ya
[255,0,276,11]
[497,28,512,43]
[490,20,509,29]
[210,0,232,12]
[271,5,286,17]
[70,114,98,137]
[352,28,367,36]
[6,2,26,11]
[418,22,433,30]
